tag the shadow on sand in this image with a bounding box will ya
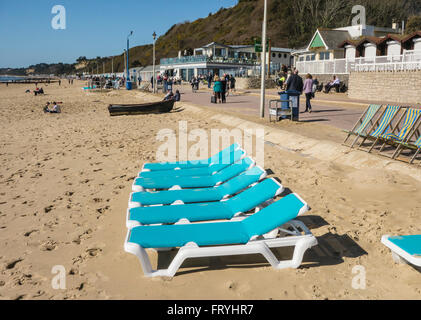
[154,215,367,277]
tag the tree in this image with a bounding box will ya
[131,60,142,68]
[406,15,421,34]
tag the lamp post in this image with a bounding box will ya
[126,31,133,90]
[152,31,157,94]
[124,50,127,78]
[111,56,114,76]
[259,0,268,119]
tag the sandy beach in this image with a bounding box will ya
[0,81,420,300]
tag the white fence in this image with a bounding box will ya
[295,50,421,74]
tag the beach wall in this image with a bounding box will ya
[235,77,277,90]
[348,71,421,104]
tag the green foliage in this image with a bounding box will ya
[406,15,421,34]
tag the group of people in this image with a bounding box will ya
[43,102,61,114]
[281,68,319,113]
[212,74,236,104]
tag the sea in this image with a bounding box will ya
[0,76,27,82]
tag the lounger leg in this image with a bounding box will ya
[392,252,405,264]
[350,135,360,148]
[368,138,380,153]
[343,133,351,146]
[411,149,421,164]
[379,141,387,153]
[392,145,403,159]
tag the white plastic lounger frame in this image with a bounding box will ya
[126,178,284,228]
[124,195,317,278]
[381,235,421,267]
[140,146,248,173]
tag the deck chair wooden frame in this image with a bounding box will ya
[357,105,404,150]
[343,104,382,147]
[367,107,415,153]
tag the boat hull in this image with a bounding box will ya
[108,99,175,116]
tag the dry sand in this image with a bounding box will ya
[0,81,420,300]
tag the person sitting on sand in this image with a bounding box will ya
[174,90,181,102]
[34,87,44,96]
[44,102,61,114]
[43,102,51,113]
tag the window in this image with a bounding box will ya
[278,53,282,58]
[311,54,316,61]
[299,56,304,62]
[319,51,330,60]
[284,54,287,58]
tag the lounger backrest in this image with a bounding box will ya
[213,157,255,181]
[395,108,421,140]
[209,143,240,164]
[209,148,245,169]
[218,166,266,196]
[226,179,283,214]
[371,105,400,137]
[242,194,307,239]
[355,104,382,135]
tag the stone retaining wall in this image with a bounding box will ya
[348,71,421,104]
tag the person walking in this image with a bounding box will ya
[213,76,223,103]
[285,69,303,92]
[220,75,227,103]
[229,75,236,94]
[303,73,314,113]
[207,72,213,89]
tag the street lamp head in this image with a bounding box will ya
[152,32,157,40]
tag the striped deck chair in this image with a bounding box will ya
[392,116,421,163]
[368,108,421,154]
[342,104,382,147]
[394,135,421,165]
[357,105,402,150]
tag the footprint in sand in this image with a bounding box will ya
[5,258,23,270]
[40,240,58,251]
[24,230,39,237]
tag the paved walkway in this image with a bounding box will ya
[177,85,364,131]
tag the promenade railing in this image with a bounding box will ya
[295,50,421,74]
[160,55,259,66]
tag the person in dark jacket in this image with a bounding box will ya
[286,70,303,93]
[220,75,227,103]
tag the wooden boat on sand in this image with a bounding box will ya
[108,99,175,116]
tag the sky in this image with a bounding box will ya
[0,0,238,68]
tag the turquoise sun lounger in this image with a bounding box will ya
[125,193,317,277]
[129,165,267,206]
[133,157,255,191]
[127,178,284,228]
[381,235,421,267]
[142,143,242,172]
[139,146,246,179]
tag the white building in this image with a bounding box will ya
[160,42,293,81]
[293,25,421,74]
